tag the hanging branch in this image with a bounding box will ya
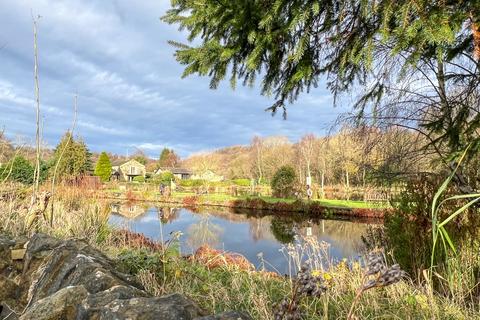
[49,94,78,226]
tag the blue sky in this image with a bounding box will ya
[0,0,348,158]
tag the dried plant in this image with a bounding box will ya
[347,252,406,320]
[274,265,327,320]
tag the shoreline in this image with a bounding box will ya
[103,193,387,219]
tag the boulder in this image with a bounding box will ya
[19,285,88,320]
[0,233,252,320]
[80,293,204,320]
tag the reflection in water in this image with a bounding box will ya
[186,214,224,248]
[157,207,180,224]
[109,204,380,273]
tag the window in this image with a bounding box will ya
[130,166,136,174]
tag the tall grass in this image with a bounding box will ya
[430,148,480,304]
[115,234,477,319]
[0,183,111,245]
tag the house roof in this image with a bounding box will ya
[114,159,146,168]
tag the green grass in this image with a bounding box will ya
[171,192,389,209]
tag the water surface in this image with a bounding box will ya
[109,203,380,274]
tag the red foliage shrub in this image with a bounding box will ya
[111,229,163,251]
[183,195,199,207]
[125,189,137,202]
[191,245,254,271]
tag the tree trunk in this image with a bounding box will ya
[345,170,350,201]
[321,171,325,199]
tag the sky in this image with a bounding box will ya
[0,0,348,158]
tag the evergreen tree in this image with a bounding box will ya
[94,152,112,182]
[52,132,92,179]
[271,165,296,198]
[0,156,35,185]
[159,148,179,167]
[163,1,480,162]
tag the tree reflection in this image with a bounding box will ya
[157,207,180,224]
[270,218,296,244]
[186,213,224,248]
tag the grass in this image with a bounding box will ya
[114,237,477,320]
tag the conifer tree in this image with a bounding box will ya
[163,0,480,161]
[94,152,112,182]
[52,132,92,179]
[159,148,180,167]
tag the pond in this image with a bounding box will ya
[109,202,382,274]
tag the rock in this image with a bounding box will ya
[23,235,142,304]
[19,285,88,320]
[0,275,19,301]
[0,303,19,320]
[195,311,253,320]
[0,233,251,320]
[11,249,26,261]
[0,234,15,273]
[80,293,205,320]
[80,284,148,310]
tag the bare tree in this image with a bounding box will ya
[32,13,41,197]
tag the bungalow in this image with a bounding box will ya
[112,159,146,182]
[155,167,192,180]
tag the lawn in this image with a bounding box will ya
[171,192,389,209]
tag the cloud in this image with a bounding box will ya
[0,0,343,158]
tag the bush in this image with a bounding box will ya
[155,171,174,185]
[232,178,251,186]
[0,156,35,185]
[179,179,205,187]
[132,176,145,183]
[271,166,296,198]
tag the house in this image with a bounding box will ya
[191,170,224,182]
[112,159,146,182]
[155,167,192,180]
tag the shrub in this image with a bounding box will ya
[153,171,174,185]
[183,195,199,207]
[232,178,251,186]
[179,179,205,187]
[132,176,145,183]
[271,166,296,198]
[0,156,35,185]
[94,151,112,182]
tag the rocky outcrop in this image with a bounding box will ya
[0,233,251,320]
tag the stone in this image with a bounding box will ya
[22,235,142,304]
[0,235,15,273]
[80,293,205,320]
[0,233,251,320]
[195,311,253,320]
[19,285,88,320]
[0,275,19,301]
[11,249,26,260]
[0,303,19,320]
